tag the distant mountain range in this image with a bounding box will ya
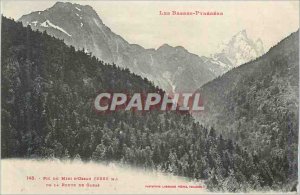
[18,2,264,92]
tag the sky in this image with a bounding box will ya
[1,0,299,56]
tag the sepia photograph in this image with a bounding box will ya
[1,0,299,194]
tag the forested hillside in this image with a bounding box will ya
[196,31,299,188]
[1,17,297,192]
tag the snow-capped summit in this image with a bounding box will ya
[213,29,265,68]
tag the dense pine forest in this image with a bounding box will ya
[196,30,299,191]
[1,17,297,192]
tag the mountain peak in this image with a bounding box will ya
[157,43,174,51]
[234,29,248,40]
[212,29,265,68]
[53,1,73,7]
[158,43,172,48]
[240,29,247,35]
[157,44,188,53]
[52,1,91,9]
[18,1,104,31]
[51,1,97,15]
[51,2,82,11]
